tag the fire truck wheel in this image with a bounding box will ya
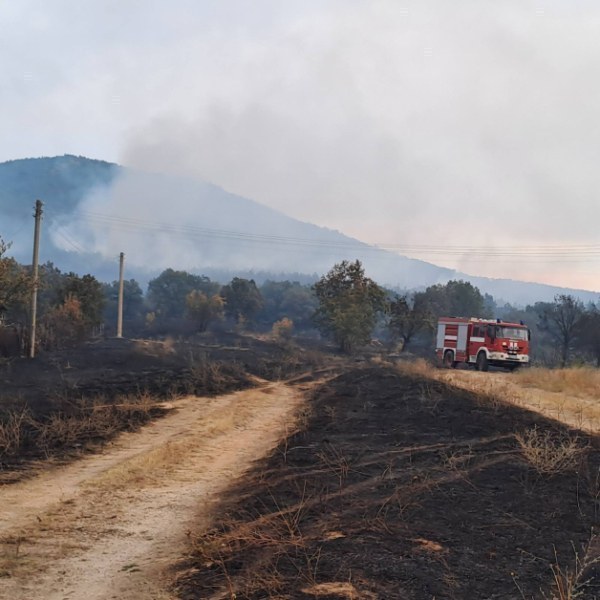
[443,350,455,369]
[476,352,489,372]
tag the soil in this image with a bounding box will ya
[175,366,600,599]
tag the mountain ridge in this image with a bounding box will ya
[1,155,597,306]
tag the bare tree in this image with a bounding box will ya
[539,294,584,367]
[388,294,430,352]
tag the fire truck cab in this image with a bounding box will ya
[436,317,530,371]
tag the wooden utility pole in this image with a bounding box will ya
[117,252,125,338]
[29,200,43,358]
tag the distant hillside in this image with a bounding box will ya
[0,155,120,272]
[1,155,597,305]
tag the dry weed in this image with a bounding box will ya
[0,392,159,462]
[375,484,419,526]
[188,355,227,393]
[541,536,600,600]
[190,487,319,598]
[0,408,29,456]
[316,444,350,490]
[515,427,587,476]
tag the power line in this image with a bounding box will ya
[69,210,600,262]
[53,227,87,254]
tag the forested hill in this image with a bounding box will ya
[0,155,120,217]
[0,155,597,305]
[0,155,455,289]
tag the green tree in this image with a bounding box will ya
[186,290,224,333]
[40,294,86,348]
[313,260,385,353]
[147,269,220,320]
[0,237,30,322]
[538,294,584,367]
[102,279,145,332]
[57,273,105,329]
[220,277,263,326]
[258,280,318,330]
[415,279,487,324]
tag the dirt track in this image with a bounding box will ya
[0,380,306,599]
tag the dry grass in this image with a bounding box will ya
[516,367,600,398]
[301,582,368,599]
[0,392,160,463]
[395,357,434,379]
[0,408,29,456]
[188,487,328,599]
[90,436,192,490]
[395,359,600,434]
[87,437,195,489]
[86,398,254,490]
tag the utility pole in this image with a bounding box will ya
[29,200,43,358]
[117,252,125,338]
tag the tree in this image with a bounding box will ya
[416,279,487,322]
[185,290,224,332]
[577,303,600,367]
[313,260,385,353]
[388,294,430,352]
[102,279,145,332]
[35,271,105,347]
[0,237,30,322]
[272,317,294,342]
[147,269,220,320]
[538,294,584,367]
[258,280,318,330]
[57,273,105,330]
[220,277,263,326]
[39,294,86,348]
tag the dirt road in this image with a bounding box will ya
[0,380,306,599]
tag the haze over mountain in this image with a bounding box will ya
[1,155,597,306]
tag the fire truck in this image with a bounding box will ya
[436,317,530,371]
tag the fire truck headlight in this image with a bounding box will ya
[502,342,507,347]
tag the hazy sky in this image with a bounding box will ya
[2,1,600,291]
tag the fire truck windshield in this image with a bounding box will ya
[497,326,528,340]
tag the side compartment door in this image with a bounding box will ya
[457,324,468,353]
[436,322,445,349]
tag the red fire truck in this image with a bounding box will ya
[436,317,530,371]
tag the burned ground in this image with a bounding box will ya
[0,334,315,406]
[0,335,325,479]
[3,339,600,598]
[175,366,600,599]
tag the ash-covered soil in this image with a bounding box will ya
[0,333,309,407]
[0,334,325,479]
[175,365,600,599]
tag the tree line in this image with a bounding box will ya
[1,237,599,367]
